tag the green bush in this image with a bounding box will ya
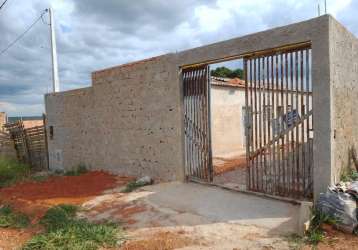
[23,204,125,250]
[0,205,30,228]
[0,156,30,187]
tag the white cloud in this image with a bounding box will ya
[0,0,356,116]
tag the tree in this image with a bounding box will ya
[211,67,232,78]
[211,66,243,79]
[228,68,243,79]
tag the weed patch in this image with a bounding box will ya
[0,156,30,187]
[305,209,339,245]
[122,181,146,193]
[23,204,125,250]
[0,205,29,228]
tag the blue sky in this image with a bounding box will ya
[0,0,356,116]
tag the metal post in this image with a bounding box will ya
[49,8,60,92]
[324,0,327,14]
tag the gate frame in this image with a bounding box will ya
[243,44,313,199]
[181,65,213,182]
[180,41,315,201]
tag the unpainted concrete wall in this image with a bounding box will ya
[90,55,183,180]
[329,18,358,181]
[45,87,95,170]
[46,56,184,180]
[46,15,336,199]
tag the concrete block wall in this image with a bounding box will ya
[90,54,184,180]
[46,87,96,170]
[46,55,185,180]
[46,15,355,200]
[329,18,358,180]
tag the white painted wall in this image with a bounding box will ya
[210,85,246,158]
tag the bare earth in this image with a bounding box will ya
[0,172,356,250]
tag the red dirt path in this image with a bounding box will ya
[0,171,134,249]
[0,171,131,221]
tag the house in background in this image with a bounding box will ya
[0,112,6,132]
[211,76,246,159]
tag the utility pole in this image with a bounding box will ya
[318,2,321,16]
[324,0,327,14]
[49,8,60,92]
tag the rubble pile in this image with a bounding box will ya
[317,180,358,233]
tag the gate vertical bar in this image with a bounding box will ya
[206,65,213,182]
[280,53,285,195]
[263,57,267,193]
[300,50,305,196]
[249,59,253,190]
[258,57,263,191]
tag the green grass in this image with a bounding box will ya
[122,180,147,193]
[23,204,125,250]
[287,209,339,247]
[0,205,30,228]
[40,204,78,231]
[305,209,339,245]
[0,156,30,187]
[64,164,88,176]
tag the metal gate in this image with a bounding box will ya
[244,44,313,199]
[183,65,213,182]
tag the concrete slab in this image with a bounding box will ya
[80,181,302,249]
[143,182,300,235]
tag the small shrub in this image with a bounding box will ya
[0,205,29,228]
[0,156,30,187]
[122,181,146,193]
[23,204,125,250]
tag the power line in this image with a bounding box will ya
[0,9,48,56]
[0,0,8,10]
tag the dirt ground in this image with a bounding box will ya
[213,155,246,176]
[0,171,357,250]
[301,224,358,250]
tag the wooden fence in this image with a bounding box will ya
[3,119,48,170]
